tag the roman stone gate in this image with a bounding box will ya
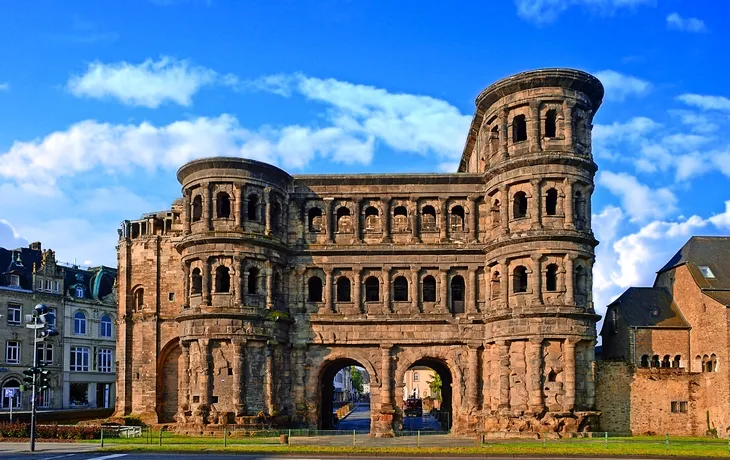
[115,69,603,437]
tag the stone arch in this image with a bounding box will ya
[156,337,182,423]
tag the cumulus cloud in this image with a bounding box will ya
[666,12,708,33]
[676,94,730,112]
[67,56,236,108]
[594,70,651,101]
[598,171,677,221]
[514,0,655,24]
[0,219,29,249]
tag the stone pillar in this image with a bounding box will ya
[232,184,240,228]
[565,255,575,306]
[586,339,596,410]
[232,338,246,415]
[233,256,242,306]
[382,266,391,313]
[265,263,274,309]
[529,100,541,153]
[563,100,574,151]
[297,266,307,311]
[202,258,211,305]
[564,179,574,229]
[183,261,190,308]
[587,258,595,310]
[439,197,448,242]
[202,183,211,230]
[265,344,275,415]
[180,340,190,410]
[467,344,479,411]
[199,339,212,408]
[296,200,306,245]
[264,187,272,236]
[353,267,362,313]
[439,268,449,313]
[499,185,509,234]
[467,267,477,314]
[410,197,419,243]
[500,259,509,307]
[530,255,541,305]
[530,179,541,229]
[324,198,334,243]
[352,197,362,243]
[563,339,576,412]
[499,106,508,161]
[183,190,192,234]
[410,267,419,312]
[380,345,392,410]
[324,268,333,312]
[497,340,510,413]
[468,195,478,242]
[527,338,544,414]
[586,185,594,232]
[381,197,392,243]
[236,183,244,228]
[292,343,307,413]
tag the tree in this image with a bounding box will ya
[350,367,364,395]
[427,372,442,402]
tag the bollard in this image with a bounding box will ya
[224,426,227,448]
[543,436,547,448]
[159,429,162,446]
[604,431,608,448]
[418,430,421,448]
[665,433,669,451]
[101,427,104,448]
[352,429,356,448]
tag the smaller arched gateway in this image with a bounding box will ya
[317,358,374,431]
[157,339,182,423]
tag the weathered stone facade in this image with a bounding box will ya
[115,68,603,436]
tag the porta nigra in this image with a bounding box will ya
[114,68,603,437]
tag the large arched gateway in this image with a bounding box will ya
[115,69,603,437]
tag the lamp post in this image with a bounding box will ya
[25,304,58,452]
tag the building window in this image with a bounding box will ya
[9,274,20,287]
[7,304,21,325]
[422,276,436,302]
[451,275,465,314]
[36,279,43,290]
[6,341,20,364]
[336,207,352,233]
[364,207,380,231]
[216,192,231,219]
[54,281,60,293]
[308,208,323,232]
[699,266,715,278]
[450,206,465,232]
[247,194,259,221]
[513,192,528,219]
[69,382,89,406]
[168,292,175,302]
[545,109,557,138]
[1,379,21,409]
[191,269,202,295]
[270,201,282,232]
[545,188,558,216]
[513,266,528,293]
[393,276,408,302]
[74,311,87,335]
[491,271,501,300]
[513,115,527,142]
[248,267,259,295]
[662,355,671,368]
[651,355,660,368]
[307,276,323,302]
[38,388,51,408]
[36,342,53,365]
[44,279,52,292]
[98,348,113,373]
[640,355,649,367]
[191,195,203,222]
[671,401,688,413]
[673,355,681,368]
[393,206,408,232]
[414,372,419,382]
[546,264,558,292]
[47,308,56,328]
[70,346,90,372]
[365,277,380,302]
[421,206,436,231]
[75,286,84,298]
[575,265,587,296]
[100,314,112,338]
[215,266,230,293]
[336,277,351,302]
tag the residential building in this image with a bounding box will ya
[403,366,436,400]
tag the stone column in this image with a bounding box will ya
[202,258,211,305]
[563,339,577,412]
[296,200,306,245]
[439,197,449,242]
[179,340,190,409]
[482,343,492,411]
[382,266,391,313]
[183,190,192,234]
[324,268,333,312]
[202,183,211,230]
[497,340,510,413]
[380,345,392,411]
[499,106,508,161]
[265,263,274,309]
[586,339,596,410]
[467,344,479,411]
[410,267,419,312]
[530,255,541,305]
[297,266,307,311]
[292,343,307,413]
[233,184,240,227]
[242,267,250,306]
[564,179,574,229]
[352,197,362,244]
[587,258,595,309]
[530,179,541,229]
[500,259,509,307]
[325,198,335,243]
[199,338,212,408]
[527,338,544,414]
[439,268,449,313]
[233,256,242,306]
[265,344,275,415]
[264,187,272,236]
[529,100,541,153]
[236,183,244,228]
[353,267,362,313]
[467,267,477,314]
[381,197,392,243]
[183,261,190,308]
[500,185,509,234]
[410,197,419,243]
[565,255,575,306]
[468,195,478,242]
[586,185,594,232]
[563,100,574,151]
[232,338,246,415]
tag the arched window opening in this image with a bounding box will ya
[710,354,718,372]
[191,268,202,295]
[216,192,231,219]
[215,266,230,293]
[490,125,499,153]
[192,195,202,222]
[134,288,144,310]
[422,276,436,302]
[247,194,259,221]
[575,116,586,145]
[365,277,379,302]
[273,272,282,300]
[450,206,465,232]
[672,355,681,368]
[308,207,323,232]
[74,311,87,335]
[574,191,586,226]
[491,271,501,300]
[662,355,671,368]
[513,266,528,293]
[513,192,528,219]
[336,277,351,302]
[364,207,380,231]
[336,207,352,233]
[640,355,649,368]
[545,109,557,138]
[651,355,660,368]
[421,206,436,231]
[546,264,558,292]
[393,206,408,232]
[100,314,112,337]
[491,200,501,228]
[451,276,465,314]
[307,276,323,302]
[547,370,557,382]
[1,379,21,409]
[393,276,408,302]
[546,188,558,216]
[575,265,587,296]
[271,201,282,231]
[248,267,259,295]
[513,115,527,142]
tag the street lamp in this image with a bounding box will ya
[25,304,58,452]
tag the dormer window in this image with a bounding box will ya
[699,266,715,279]
[9,275,19,287]
[75,286,84,298]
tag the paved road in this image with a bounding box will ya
[402,413,443,431]
[334,402,370,431]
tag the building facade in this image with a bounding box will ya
[115,68,603,436]
[403,366,436,400]
[0,242,117,414]
[598,237,730,436]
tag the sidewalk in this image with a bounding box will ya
[0,442,101,454]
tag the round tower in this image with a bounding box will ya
[470,69,603,429]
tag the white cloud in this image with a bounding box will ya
[598,171,677,221]
[0,83,8,91]
[666,12,708,33]
[514,0,655,24]
[676,93,730,112]
[0,219,29,249]
[67,56,236,108]
[594,70,651,101]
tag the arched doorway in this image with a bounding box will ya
[401,358,453,431]
[1,378,21,409]
[319,358,371,431]
[157,340,182,423]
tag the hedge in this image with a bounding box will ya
[0,422,100,440]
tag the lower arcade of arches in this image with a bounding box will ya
[156,338,598,436]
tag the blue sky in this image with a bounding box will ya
[0,0,729,320]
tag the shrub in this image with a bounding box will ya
[0,422,100,440]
